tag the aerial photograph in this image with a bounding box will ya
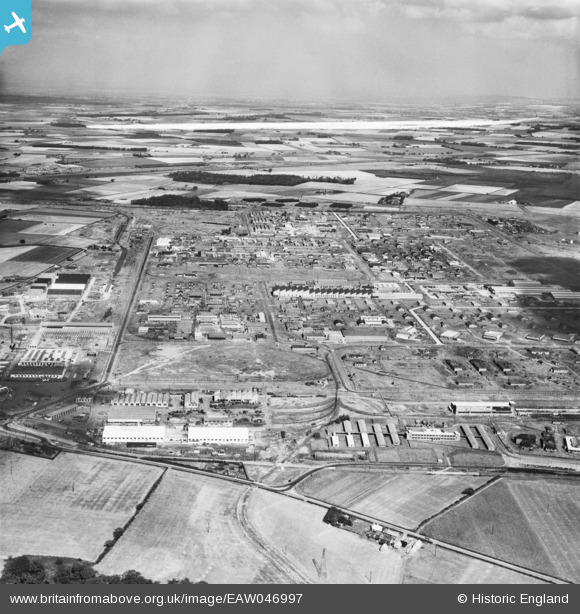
[0,0,579,588]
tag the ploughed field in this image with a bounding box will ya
[295,469,491,529]
[422,478,580,583]
[0,451,163,561]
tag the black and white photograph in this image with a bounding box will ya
[0,0,579,590]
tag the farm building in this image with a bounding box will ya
[187,426,249,445]
[107,407,157,425]
[406,427,460,442]
[102,425,166,444]
[450,401,513,415]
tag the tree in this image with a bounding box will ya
[1,556,47,584]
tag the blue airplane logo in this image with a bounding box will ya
[4,11,26,34]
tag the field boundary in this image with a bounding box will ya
[236,488,312,584]
[94,466,168,564]
[415,475,501,532]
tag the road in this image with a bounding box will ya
[409,306,443,345]
[1,436,569,585]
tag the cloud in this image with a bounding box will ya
[3,0,577,100]
[394,0,580,41]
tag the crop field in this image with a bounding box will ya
[0,451,163,562]
[247,489,407,584]
[10,245,81,264]
[423,478,580,582]
[116,341,329,384]
[0,219,39,234]
[97,470,291,583]
[403,546,545,584]
[0,245,37,264]
[296,469,490,529]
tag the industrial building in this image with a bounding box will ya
[107,407,158,425]
[111,391,170,407]
[406,427,460,442]
[47,273,91,298]
[10,366,66,380]
[272,284,374,299]
[203,413,233,427]
[564,436,580,453]
[450,401,513,415]
[19,348,73,368]
[45,406,79,421]
[387,423,401,446]
[147,314,182,324]
[213,389,259,405]
[187,426,249,445]
[102,425,166,444]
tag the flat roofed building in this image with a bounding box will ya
[10,366,66,380]
[187,426,249,445]
[203,413,233,427]
[108,407,157,425]
[147,314,182,323]
[564,436,580,452]
[406,427,460,442]
[450,401,513,415]
[102,425,165,444]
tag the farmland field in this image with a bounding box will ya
[97,470,292,583]
[0,451,163,562]
[296,469,491,529]
[403,546,546,584]
[423,478,580,582]
[247,489,407,583]
[10,245,81,264]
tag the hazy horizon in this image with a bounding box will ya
[1,0,579,102]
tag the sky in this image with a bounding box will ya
[1,0,579,101]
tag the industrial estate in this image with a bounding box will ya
[0,96,579,585]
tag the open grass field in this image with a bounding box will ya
[0,451,163,562]
[247,489,407,584]
[97,470,292,583]
[296,469,490,529]
[423,478,580,583]
[116,341,329,384]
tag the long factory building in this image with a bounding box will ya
[102,424,250,445]
[450,401,513,415]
